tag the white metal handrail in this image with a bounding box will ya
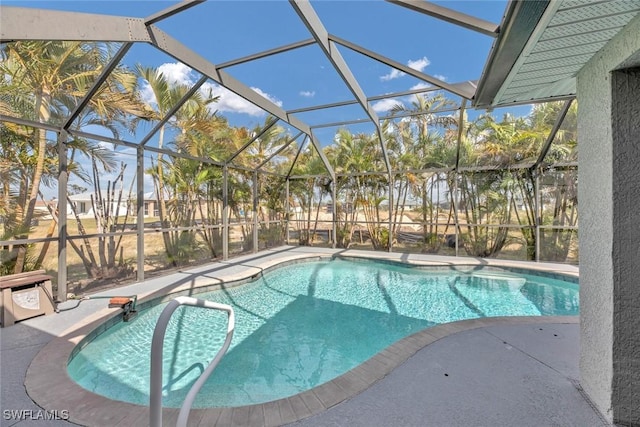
[149,296,235,427]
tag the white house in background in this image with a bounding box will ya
[40,192,220,220]
[65,192,164,218]
[68,193,132,218]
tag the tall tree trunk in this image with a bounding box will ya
[34,191,56,269]
[14,92,49,273]
[153,127,176,266]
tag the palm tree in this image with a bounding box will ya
[456,113,529,257]
[386,93,458,252]
[137,65,221,265]
[224,117,292,250]
[137,65,185,265]
[389,93,457,139]
[331,129,389,249]
[288,146,331,246]
[1,41,150,273]
[530,102,578,262]
[459,103,578,260]
[234,117,288,169]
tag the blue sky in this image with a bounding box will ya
[5,1,535,197]
[4,1,531,138]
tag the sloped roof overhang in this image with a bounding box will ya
[474,0,640,109]
[473,0,550,108]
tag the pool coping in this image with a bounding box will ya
[24,247,579,427]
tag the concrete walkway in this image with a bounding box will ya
[0,247,605,426]
[294,321,606,427]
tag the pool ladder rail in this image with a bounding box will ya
[149,296,235,427]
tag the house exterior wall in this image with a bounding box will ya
[577,13,640,426]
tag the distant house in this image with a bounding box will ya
[32,199,58,224]
[38,192,225,221]
[68,193,131,218]
[64,191,166,218]
[141,191,159,217]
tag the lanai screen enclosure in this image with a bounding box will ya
[3,2,640,425]
[1,0,629,301]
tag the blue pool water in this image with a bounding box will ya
[67,259,579,408]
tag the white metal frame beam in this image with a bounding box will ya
[139,75,209,146]
[62,42,134,130]
[532,98,574,170]
[0,7,152,43]
[0,5,338,180]
[145,25,337,180]
[225,116,280,165]
[217,39,316,69]
[385,0,499,37]
[146,26,306,129]
[289,0,391,175]
[285,136,309,180]
[330,34,477,100]
[256,131,304,170]
[144,0,205,25]
[287,85,444,115]
[454,99,467,171]
[289,1,379,125]
[0,7,310,134]
[307,105,461,130]
[0,114,62,132]
[146,25,336,179]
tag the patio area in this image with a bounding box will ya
[2,1,640,424]
[1,247,606,426]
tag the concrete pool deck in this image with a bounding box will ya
[0,246,607,426]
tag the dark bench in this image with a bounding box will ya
[0,270,55,327]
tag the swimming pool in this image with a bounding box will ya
[67,258,579,409]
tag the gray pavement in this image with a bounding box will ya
[293,323,607,427]
[1,247,605,427]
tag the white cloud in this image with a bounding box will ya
[300,90,316,98]
[113,147,137,159]
[96,140,112,150]
[139,63,281,117]
[407,57,430,72]
[140,63,196,105]
[380,56,431,81]
[140,84,157,105]
[201,82,281,117]
[157,63,195,86]
[252,87,283,108]
[410,82,431,91]
[372,98,404,113]
[407,75,445,94]
[380,68,405,82]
